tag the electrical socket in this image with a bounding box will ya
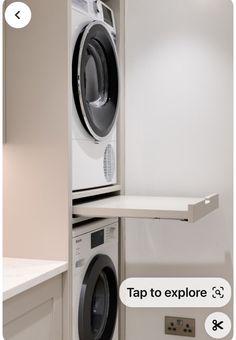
[165,316,195,337]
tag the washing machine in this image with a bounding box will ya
[72,218,119,340]
[72,0,119,192]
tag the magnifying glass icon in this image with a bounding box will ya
[212,287,224,298]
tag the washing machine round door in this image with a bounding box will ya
[79,254,118,340]
[72,21,119,141]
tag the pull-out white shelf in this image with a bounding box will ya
[73,193,219,223]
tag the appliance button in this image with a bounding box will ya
[75,259,85,268]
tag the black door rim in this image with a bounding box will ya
[79,254,118,340]
[72,21,119,141]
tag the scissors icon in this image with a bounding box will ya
[212,319,224,331]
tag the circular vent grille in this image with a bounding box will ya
[103,144,115,182]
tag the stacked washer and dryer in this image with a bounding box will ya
[72,1,119,340]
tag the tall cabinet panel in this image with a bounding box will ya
[3,1,72,339]
[3,0,71,261]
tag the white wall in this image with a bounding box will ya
[125,0,233,339]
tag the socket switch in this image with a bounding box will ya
[165,316,195,337]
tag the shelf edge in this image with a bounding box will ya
[188,193,219,223]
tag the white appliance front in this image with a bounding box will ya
[72,2,119,192]
[72,218,119,340]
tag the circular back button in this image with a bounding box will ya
[5,2,31,29]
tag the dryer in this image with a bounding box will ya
[72,218,119,340]
[72,0,119,192]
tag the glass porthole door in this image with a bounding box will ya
[72,22,119,141]
[79,255,118,340]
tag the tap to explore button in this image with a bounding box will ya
[119,277,231,308]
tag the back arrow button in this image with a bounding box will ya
[5,3,31,28]
[15,11,20,19]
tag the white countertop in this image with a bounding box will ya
[3,257,68,301]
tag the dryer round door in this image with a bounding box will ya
[79,254,118,340]
[72,21,119,141]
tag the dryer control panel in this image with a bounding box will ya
[100,1,116,33]
[72,0,116,35]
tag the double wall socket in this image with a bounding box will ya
[165,316,195,337]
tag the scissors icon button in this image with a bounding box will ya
[212,319,224,331]
[205,312,231,339]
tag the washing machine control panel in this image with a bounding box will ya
[89,224,118,248]
[73,222,118,268]
[105,224,117,240]
[91,229,104,248]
